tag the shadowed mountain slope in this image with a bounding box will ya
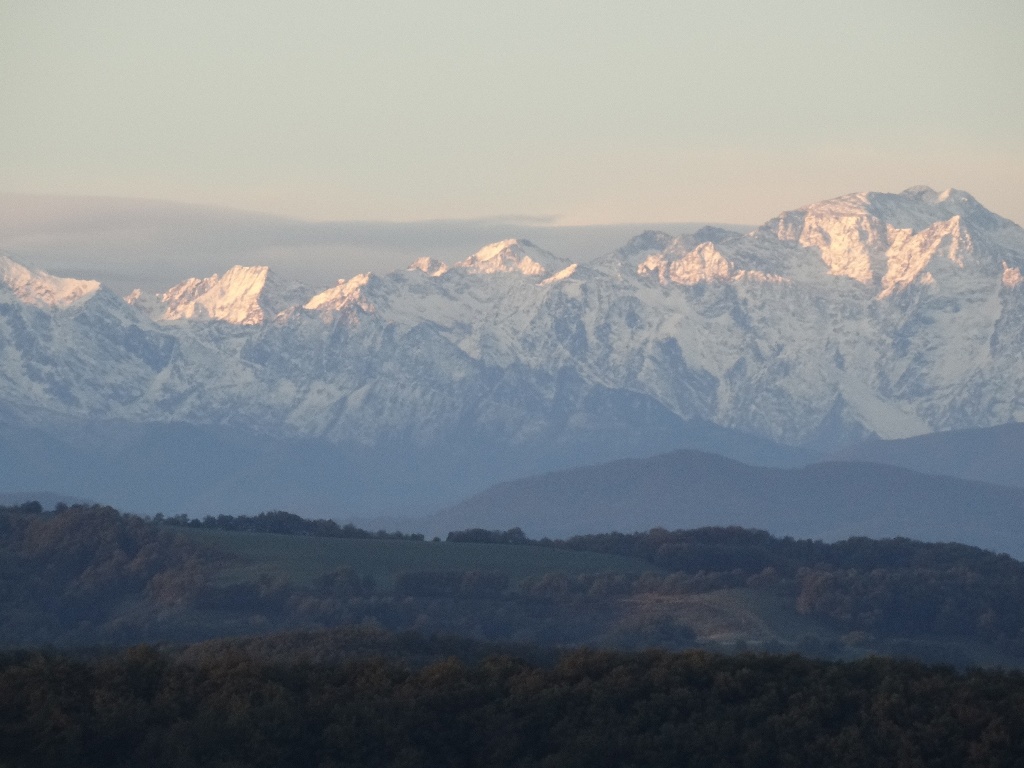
[427,450,1024,557]
[834,422,1024,489]
[0,416,809,518]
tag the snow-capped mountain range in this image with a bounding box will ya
[4,185,1024,512]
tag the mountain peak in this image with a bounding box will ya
[304,273,376,314]
[901,186,981,210]
[0,253,101,308]
[156,265,311,325]
[408,257,449,277]
[900,185,941,202]
[872,186,1013,234]
[690,225,742,245]
[454,239,567,277]
[618,231,675,257]
[755,186,1021,287]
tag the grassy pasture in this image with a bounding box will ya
[176,527,657,587]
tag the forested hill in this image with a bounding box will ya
[5,503,1024,665]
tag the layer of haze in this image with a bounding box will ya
[1,1,1023,226]
[0,193,741,293]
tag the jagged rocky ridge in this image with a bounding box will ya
[5,186,1024,514]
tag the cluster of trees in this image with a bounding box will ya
[449,526,1024,653]
[394,570,510,598]
[0,504,217,646]
[159,510,424,540]
[541,526,1023,579]
[176,625,559,668]
[0,501,43,515]
[3,637,1024,767]
[572,529,1024,654]
[795,565,1024,654]
[446,527,529,544]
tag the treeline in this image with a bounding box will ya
[446,527,528,544]
[3,637,1024,767]
[0,501,43,515]
[176,625,560,668]
[159,509,424,540]
[0,505,685,650]
[515,526,1022,578]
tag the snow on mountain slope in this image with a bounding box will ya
[142,265,312,324]
[763,187,1023,289]
[304,273,375,314]
[454,239,568,276]
[0,280,175,422]
[0,253,100,308]
[2,187,1024,459]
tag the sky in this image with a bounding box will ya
[1,0,1023,227]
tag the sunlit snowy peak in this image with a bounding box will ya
[0,254,101,308]
[454,239,568,277]
[152,265,311,324]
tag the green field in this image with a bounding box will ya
[176,527,657,587]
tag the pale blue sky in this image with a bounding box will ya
[2,0,1022,225]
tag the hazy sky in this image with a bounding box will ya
[2,1,1022,225]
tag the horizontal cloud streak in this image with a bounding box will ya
[0,195,746,294]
